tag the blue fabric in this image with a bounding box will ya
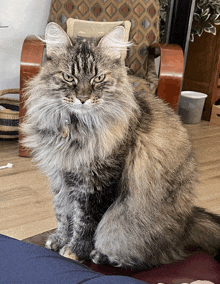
[0,234,147,284]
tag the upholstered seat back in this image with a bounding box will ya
[48,0,160,78]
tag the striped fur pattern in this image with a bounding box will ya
[21,23,220,269]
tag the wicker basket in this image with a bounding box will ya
[0,89,20,139]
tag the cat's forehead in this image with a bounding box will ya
[75,38,96,55]
[70,37,99,76]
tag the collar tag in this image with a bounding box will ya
[61,120,70,138]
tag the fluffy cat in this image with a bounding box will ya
[21,22,220,269]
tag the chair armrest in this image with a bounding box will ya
[149,43,184,111]
[19,35,45,157]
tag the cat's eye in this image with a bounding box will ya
[62,72,77,84]
[93,74,106,84]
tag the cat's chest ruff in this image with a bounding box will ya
[57,128,125,171]
[37,110,128,173]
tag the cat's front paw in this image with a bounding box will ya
[90,249,122,267]
[45,234,66,252]
[59,246,79,261]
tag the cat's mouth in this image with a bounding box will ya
[63,96,102,112]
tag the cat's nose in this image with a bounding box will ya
[78,97,89,104]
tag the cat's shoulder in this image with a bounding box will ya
[129,76,189,139]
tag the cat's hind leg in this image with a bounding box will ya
[90,203,148,269]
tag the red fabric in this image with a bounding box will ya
[85,252,220,284]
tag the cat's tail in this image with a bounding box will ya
[186,206,220,259]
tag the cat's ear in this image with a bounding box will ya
[45,22,73,57]
[97,26,131,60]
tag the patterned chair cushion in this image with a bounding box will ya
[48,0,160,79]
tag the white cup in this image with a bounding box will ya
[178,91,208,124]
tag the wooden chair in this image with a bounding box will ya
[19,0,184,156]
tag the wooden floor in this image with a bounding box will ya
[0,121,220,240]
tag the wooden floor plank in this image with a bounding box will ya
[185,122,220,215]
[0,147,56,240]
